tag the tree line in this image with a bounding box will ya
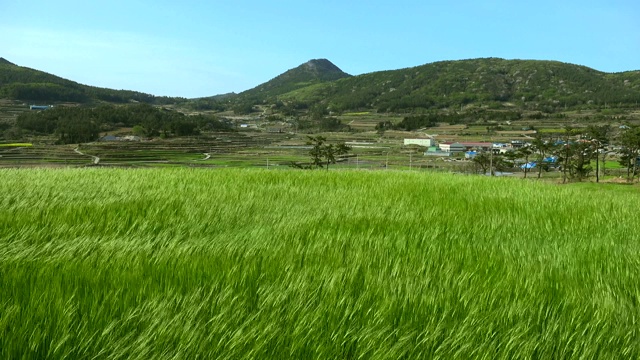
[13,104,231,144]
[375,110,524,132]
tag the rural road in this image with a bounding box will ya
[74,147,100,165]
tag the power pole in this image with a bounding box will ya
[489,143,493,176]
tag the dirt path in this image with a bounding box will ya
[74,147,100,165]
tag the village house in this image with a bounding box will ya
[99,135,120,142]
[29,105,51,110]
[438,142,466,152]
[459,142,493,151]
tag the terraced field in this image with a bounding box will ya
[0,130,447,171]
[0,132,268,168]
[0,144,89,167]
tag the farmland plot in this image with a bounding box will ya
[1,168,640,359]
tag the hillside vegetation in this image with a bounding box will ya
[0,58,184,104]
[14,103,230,143]
[276,58,640,113]
[3,56,640,116]
[2,168,640,358]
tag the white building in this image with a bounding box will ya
[404,138,434,147]
[439,142,466,152]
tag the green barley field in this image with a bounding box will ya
[1,168,640,359]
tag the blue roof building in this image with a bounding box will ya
[29,105,50,110]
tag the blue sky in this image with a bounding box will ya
[1,0,638,98]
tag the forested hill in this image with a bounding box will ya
[238,59,352,102]
[268,58,640,113]
[4,56,640,113]
[0,58,185,104]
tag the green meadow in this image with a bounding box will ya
[1,168,640,359]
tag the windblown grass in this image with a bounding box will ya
[1,168,639,358]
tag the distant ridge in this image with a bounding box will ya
[196,92,237,101]
[2,55,640,112]
[0,57,183,104]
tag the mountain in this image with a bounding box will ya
[238,59,351,101]
[0,58,184,104]
[3,56,640,114]
[257,58,640,113]
[0,58,15,66]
